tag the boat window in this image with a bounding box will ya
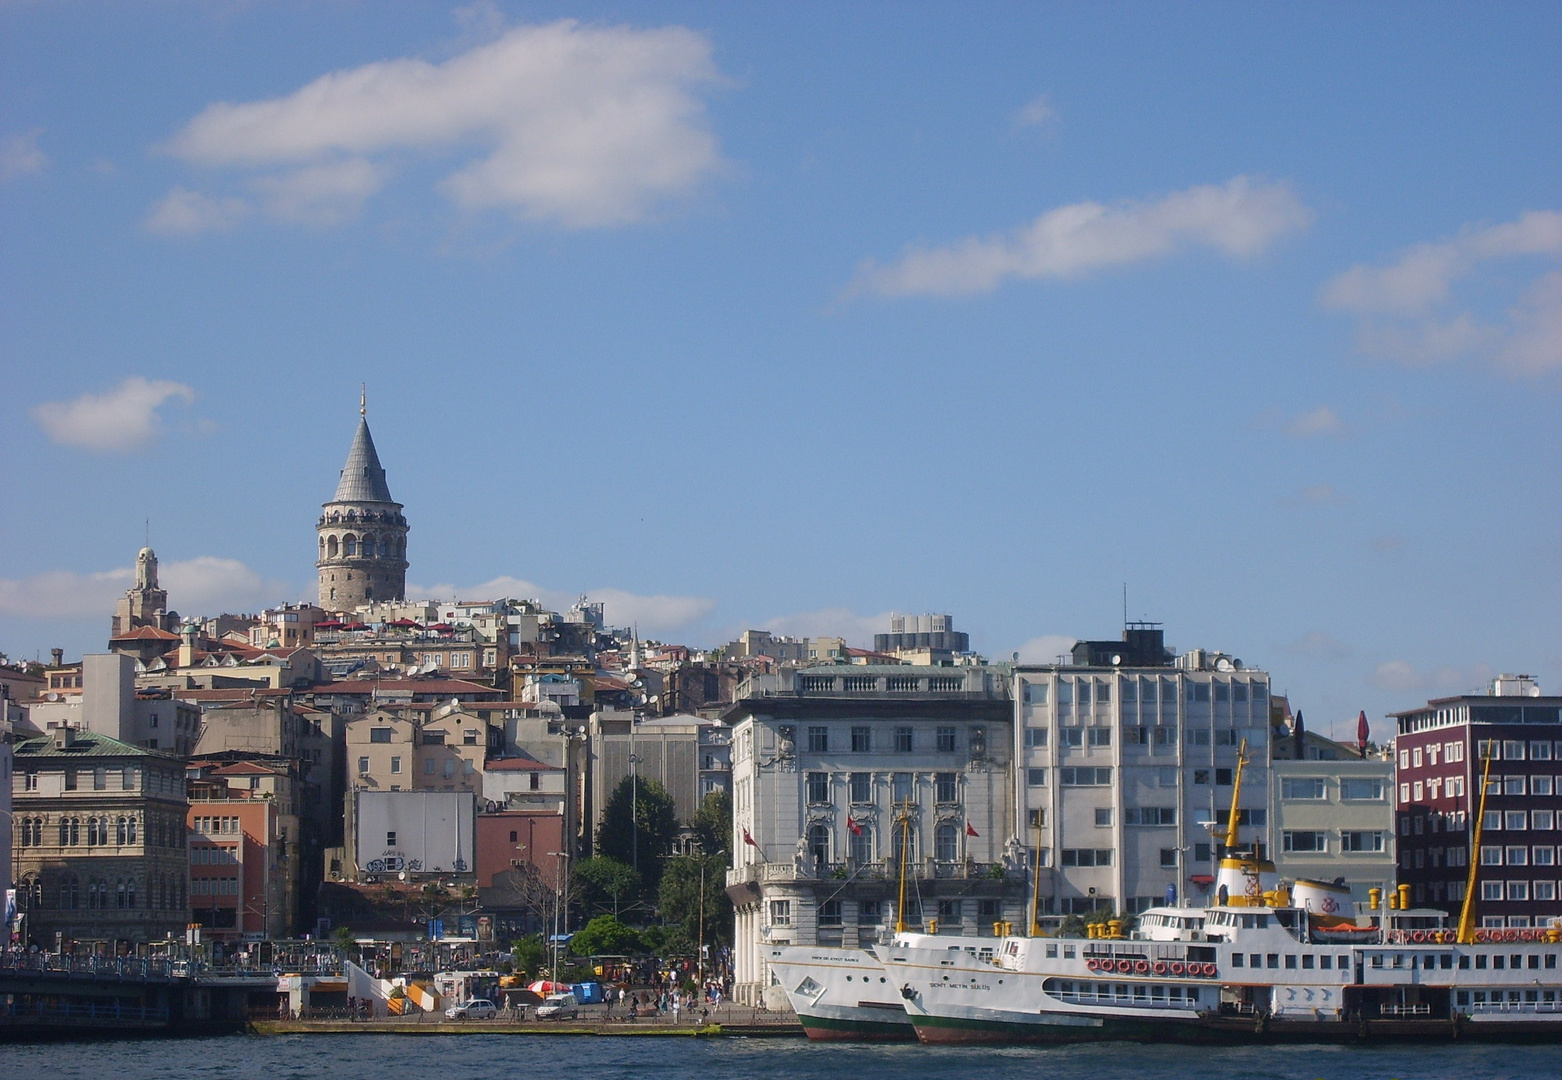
[1319,955,1330,969]
[1301,954,1314,969]
[1459,955,1470,969]
[1045,944,1058,958]
[1232,954,1244,967]
[1475,955,1487,969]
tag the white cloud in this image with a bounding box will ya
[1286,631,1351,662]
[1321,209,1562,375]
[847,176,1311,298]
[1283,405,1347,439]
[753,607,891,647]
[250,158,386,226]
[32,377,196,453]
[156,19,725,230]
[144,187,252,235]
[0,129,47,180]
[1012,95,1057,130]
[0,557,292,619]
[1370,659,1493,696]
[406,575,713,634]
[1015,634,1078,664]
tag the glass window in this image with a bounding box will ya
[819,899,843,927]
[857,898,881,924]
[1026,727,1049,748]
[390,756,401,774]
[1283,831,1327,853]
[1088,728,1112,747]
[849,772,872,803]
[935,772,958,802]
[895,727,913,753]
[1281,777,1327,800]
[357,756,370,774]
[1027,768,1048,787]
[769,900,792,926]
[850,825,873,864]
[1507,811,1529,831]
[808,726,829,753]
[851,726,871,752]
[937,726,957,753]
[806,772,830,804]
[935,823,959,862]
[1024,681,1049,705]
[1341,778,1384,800]
[1094,808,1113,827]
[893,772,914,803]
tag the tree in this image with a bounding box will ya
[596,775,678,890]
[512,934,547,978]
[692,789,731,858]
[658,850,733,952]
[569,914,642,957]
[573,856,643,921]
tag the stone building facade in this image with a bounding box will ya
[11,728,190,946]
[724,666,1028,1005]
[317,400,408,611]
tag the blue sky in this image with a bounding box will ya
[2,2,1558,735]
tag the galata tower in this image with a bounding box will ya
[317,393,408,610]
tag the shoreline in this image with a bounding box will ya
[247,1019,803,1037]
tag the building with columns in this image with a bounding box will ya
[724,666,1027,1005]
[317,400,408,611]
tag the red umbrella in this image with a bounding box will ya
[528,980,570,994]
[1356,710,1370,757]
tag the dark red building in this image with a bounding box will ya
[1392,677,1562,928]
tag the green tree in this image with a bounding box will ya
[596,775,678,890]
[569,914,642,957]
[692,788,731,858]
[658,851,733,952]
[573,856,644,921]
[512,934,547,978]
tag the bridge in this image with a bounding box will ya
[0,951,338,1040]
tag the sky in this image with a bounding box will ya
[1,2,1558,735]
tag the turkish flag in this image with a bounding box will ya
[965,822,980,837]
[847,816,863,836]
[742,827,758,847]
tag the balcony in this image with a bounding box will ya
[727,859,1023,888]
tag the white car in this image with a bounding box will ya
[445,998,498,1020]
[534,993,579,1020]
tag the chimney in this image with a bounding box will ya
[53,726,75,750]
[179,622,198,668]
[51,647,64,667]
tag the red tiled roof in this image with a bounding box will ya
[109,625,180,642]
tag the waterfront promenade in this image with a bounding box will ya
[254,1001,801,1037]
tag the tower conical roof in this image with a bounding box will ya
[332,419,396,503]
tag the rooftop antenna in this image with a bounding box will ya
[145,517,150,548]
[1122,583,1127,632]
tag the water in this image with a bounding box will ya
[1,1035,1557,1080]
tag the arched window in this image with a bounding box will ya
[893,822,917,867]
[808,822,831,868]
[327,535,339,558]
[319,537,326,556]
[127,817,137,844]
[935,821,959,863]
[363,534,377,558]
[116,881,127,909]
[850,824,873,865]
[59,819,70,846]
[344,534,358,556]
[87,817,100,846]
[126,878,137,909]
[60,877,79,910]
[116,817,128,845]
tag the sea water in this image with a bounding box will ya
[2,1034,1554,1080]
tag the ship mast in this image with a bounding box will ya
[1456,749,1496,944]
[895,803,911,934]
[1224,738,1249,852]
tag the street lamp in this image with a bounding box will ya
[548,850,570,986]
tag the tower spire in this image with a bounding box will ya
[360,383,367,419]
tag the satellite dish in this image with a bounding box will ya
[1111,654,1122,665]
[1216,658,1234,672]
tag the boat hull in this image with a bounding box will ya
[912,1010,1562,1045]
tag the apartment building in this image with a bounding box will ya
[1391,675,1562,927]
[1014,625,1275,921]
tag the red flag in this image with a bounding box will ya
[847,816,863,836]
[742,827,758,847]
[965,822,980,837]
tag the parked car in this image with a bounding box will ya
[535,993,579,1020]
[445,998,498,1020]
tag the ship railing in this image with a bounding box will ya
[1377,1002,1432,1016]
[1471,1000,1562,1015]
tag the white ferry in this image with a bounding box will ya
[888,747,1562,1044]
[766,938,927,1041]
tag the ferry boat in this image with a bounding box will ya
[767,938,925,1041]
[888,746,1562,1044]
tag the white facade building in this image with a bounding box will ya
[1014,628,1275,921]
[724,666,1028,1004]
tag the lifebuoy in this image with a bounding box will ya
[1411,931,1427,943]
[1474,929,1488,943]
[1115,959,1131,974]
[1203,963,1217,977]
[1134,960,1150,975]
[1086,957,1100,972]
[1170,962,1185,976]
[1504,930,1519,943]
[1152,962,1167,976]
